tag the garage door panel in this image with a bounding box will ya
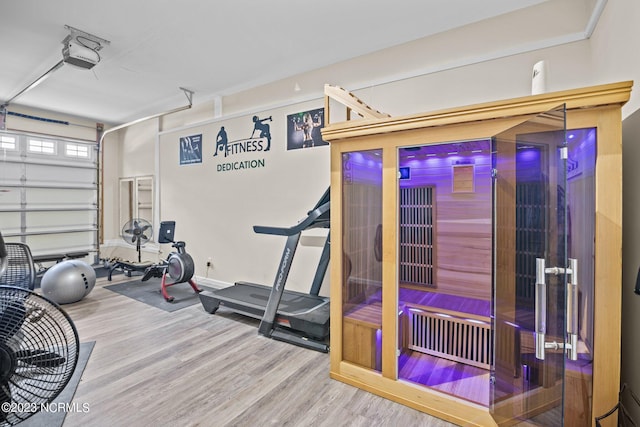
[0,188,21,206]
[25,164,95,185]
[0,212,21,232]
[0,132,98,259]
[0,164,23,185]
[26,231,96,255]
[26,211,95,228]
[26,188,96,205]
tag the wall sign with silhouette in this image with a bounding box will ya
[179,134,202,165]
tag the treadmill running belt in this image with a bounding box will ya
[213,281,328,316]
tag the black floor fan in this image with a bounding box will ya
[122,218,153,263]
[0,232,80,426]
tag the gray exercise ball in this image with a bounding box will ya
[41,260,96,304]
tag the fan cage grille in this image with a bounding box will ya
[121,219,153,245]
[0,286,79,426]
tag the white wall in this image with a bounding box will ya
[590,0,640,117]
[222,0,593,118]
[100,131,121,247]
[157,100,330,292]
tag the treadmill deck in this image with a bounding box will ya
[199,281,330,338]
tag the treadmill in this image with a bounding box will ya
[199,188,330,352]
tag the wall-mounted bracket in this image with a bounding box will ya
[180,87,195,106]
[63,24,111,50]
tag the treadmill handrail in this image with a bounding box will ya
[253,201,330,236]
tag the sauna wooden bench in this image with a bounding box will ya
[342,294,492,371]
[343,303,382,370]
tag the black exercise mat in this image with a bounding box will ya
[104,277,201,312]
[21,341,95,427]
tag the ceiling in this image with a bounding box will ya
[1,0,548,125]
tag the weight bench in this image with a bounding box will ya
[107,260,154,281]
[33,251,90,275]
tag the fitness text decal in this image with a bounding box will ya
[217,159,265,171]
[213,115,273,173]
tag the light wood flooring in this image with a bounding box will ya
[60,277,457,427]
[398,351,490,406]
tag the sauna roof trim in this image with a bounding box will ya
[322,81,632,141]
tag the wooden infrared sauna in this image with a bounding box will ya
[322,81,632,426]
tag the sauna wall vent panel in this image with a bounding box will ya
[515,180,547,301]
[408,308,492,369]
[399,186,435,287]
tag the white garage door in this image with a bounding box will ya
[0,131,98,262]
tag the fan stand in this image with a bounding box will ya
[107,238,152,279]
[135,238,142,263]
[107,219,154,280]
[107,260,154,280]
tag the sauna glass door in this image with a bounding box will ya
[397,139,494,406]
[341,149,383,372]
[491,106,567,426]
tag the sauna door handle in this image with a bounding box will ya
[534,258,578,361]
[534,258,547,360]
[565,258,578,361]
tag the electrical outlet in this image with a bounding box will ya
[206,257,212,268]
